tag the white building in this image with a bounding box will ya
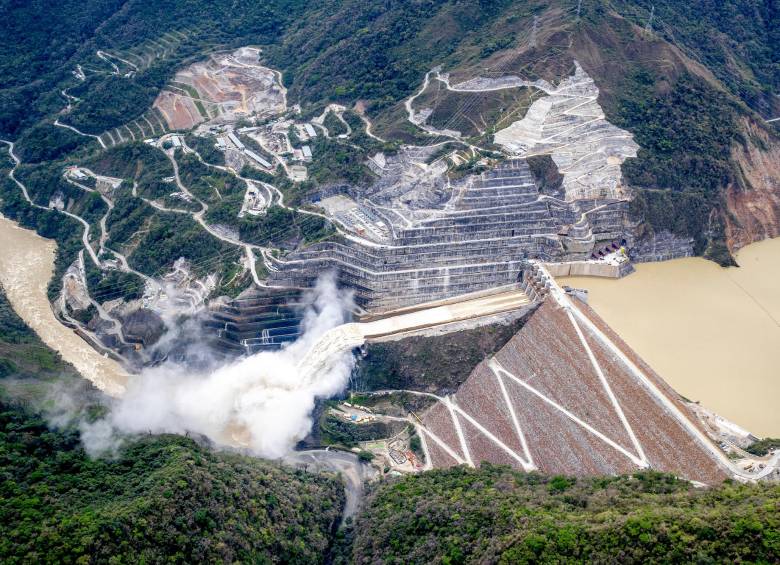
[227,132,245,151]
[245,150,272,169]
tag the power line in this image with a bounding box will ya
[84,209,332,301]
[645,5,655,34]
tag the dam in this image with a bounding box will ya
[560,236,780,438]
[297,286,531,380]
[418,262,778,483]
[1,213,774,483]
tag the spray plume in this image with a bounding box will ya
[82,273,356,458]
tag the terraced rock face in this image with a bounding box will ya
[205,288,304,355]
[492,63,638,201]
[268,156,631,311]
[259,64,640,313]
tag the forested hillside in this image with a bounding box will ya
[4,0,777,136]
[2,0,777,264]
[1,2,779,562]
[343,465,780,564]
[0,0,308,136]
[0,400,345,563]
[0,285,344,563]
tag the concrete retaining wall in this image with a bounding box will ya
[545,261,633,279]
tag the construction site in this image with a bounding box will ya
[266,156,632,312]
[153,46,286,130]
[254,262,778,484]
[12,27,773,488]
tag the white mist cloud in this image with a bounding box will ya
[83,273,356,458]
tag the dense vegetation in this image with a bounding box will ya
[323,112,348,137]
[86,265,144,304]
[175,149,242,202]
[344,465,780,564]
[231,205,334,248]
[3,0,778,273]
[0,400,345,564]
[355,311,533,394]
[610,0,779,114]
[747,438,780,457]
[128,213,237,278]
[14,123,96,164]
[0,0,314,137]
[615,72,740,256]
[269,0,537,114]
[0,290,346,563]
[184,134,226,166]
[1,291,778,562]
[320,411,407,449]
[85,142,172,183]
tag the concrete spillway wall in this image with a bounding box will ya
[544,261,634,279]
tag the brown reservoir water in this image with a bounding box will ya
[0,215,127,396]
[562,237,780,438]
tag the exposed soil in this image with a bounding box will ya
[154,90,203,130]
[724,117,780,252]
[154,47,285,130]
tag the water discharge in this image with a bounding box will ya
[87,274,356,458]
[561,237,780,437]
[7,200,775,444]
[0,212,530,457]
[100,283,528,456]
[0,215,127,396]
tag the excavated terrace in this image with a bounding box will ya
[267,157,631,311]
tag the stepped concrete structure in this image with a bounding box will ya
[209,63,642,345]
[267,156,632,312]
[205,288,304,354]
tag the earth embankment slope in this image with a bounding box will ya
[421,297,732,484]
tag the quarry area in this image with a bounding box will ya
[153,47,286,130]
[5,40,773,488]
[489,63,639,201]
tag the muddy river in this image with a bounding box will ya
[562,237,780,438]
[0,215,127,396]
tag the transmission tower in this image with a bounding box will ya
[577,0,582,20]
[645,5,655,34]
[530,15,539,48]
